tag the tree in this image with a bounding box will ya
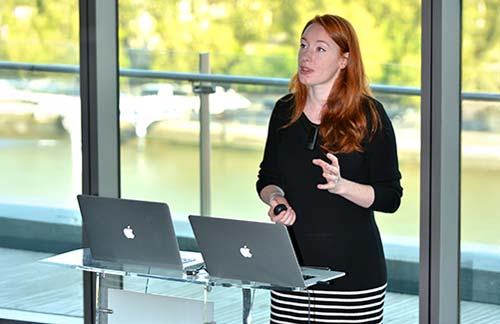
[1,0,498,93]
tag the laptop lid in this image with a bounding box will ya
[188,215,344,289]
[77,195,202,271]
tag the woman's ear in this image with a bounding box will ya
[341,52,350,69]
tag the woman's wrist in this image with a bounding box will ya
[268,188,285,205]
[329,177,345,195]
[331,179,375,209]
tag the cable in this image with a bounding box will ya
[203,285,208,323]
[247,288,256,323]
[144,266,151,294]
[144,278,150,294]
[202,285,214,324]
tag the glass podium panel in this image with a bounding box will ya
[97,276,214,324]
[43,249,343,291]
[43,249,344,323]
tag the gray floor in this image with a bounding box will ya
[1,248,499,324]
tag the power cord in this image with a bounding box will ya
[144,266,151,294]
[250,288,256,310]
[144,278,150,294]
[203,285,217,324]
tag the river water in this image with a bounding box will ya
[0,133,497,246]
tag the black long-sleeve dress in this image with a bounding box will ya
[256,94,403,324]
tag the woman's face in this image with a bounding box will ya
[298,23,348,89]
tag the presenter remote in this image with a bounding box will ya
[273,204,287,215]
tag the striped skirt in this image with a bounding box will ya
[270,283,386,324]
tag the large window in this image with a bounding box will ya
[1,0,498,323]
[0,1,83,322]
[460,0,500,320]
[118,1,422,322]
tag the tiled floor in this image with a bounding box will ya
[1,248,499,324]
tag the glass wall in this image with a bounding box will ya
[2,0,498,323]
[0,1,83,322]
[460,0,500,321]
[118,0,421,322]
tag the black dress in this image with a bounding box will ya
[256,94,403,324]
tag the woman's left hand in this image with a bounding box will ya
[313,153,343,194]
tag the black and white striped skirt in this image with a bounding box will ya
[270,283,386,324]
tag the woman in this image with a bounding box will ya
[256,14,403,324]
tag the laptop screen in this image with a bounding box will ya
[78,195,186,270]
[189,215,308,288]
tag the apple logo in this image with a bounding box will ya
[239,245,252,258]
[123,225,135,239]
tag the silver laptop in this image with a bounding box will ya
[77,194,203,271]
[188,215,345,289]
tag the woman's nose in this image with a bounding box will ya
[301,51,312,63]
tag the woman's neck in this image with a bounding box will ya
[304,87,330,124]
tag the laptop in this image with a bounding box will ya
[188,215,345,289]
[77,194,203,271]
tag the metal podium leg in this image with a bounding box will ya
[242,288,252,324]
[95,273,122,324]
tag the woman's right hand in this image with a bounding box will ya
[268,196,296,226]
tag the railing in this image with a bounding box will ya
[2,61,500,101]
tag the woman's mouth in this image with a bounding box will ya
[300,66,313,74]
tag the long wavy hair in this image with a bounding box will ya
[287,14,381,153]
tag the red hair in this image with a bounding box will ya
[287,14,381,153]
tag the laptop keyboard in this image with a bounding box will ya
[182,257,196,263]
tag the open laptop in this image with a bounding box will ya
[188,215,345,289]
[77,194,203,271]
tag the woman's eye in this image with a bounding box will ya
[317,47,326,53]
[300,43,306,49]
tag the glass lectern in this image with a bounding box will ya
[43,248,344,324]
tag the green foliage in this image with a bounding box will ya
[0,0,79,64]
[462,0,500,92]
[0,0,498,92]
